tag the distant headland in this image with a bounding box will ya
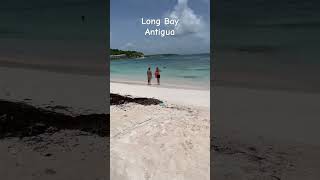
[110,49,144,59]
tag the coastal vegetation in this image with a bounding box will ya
[110,49,144,59]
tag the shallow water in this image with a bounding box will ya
[111,54,210,90]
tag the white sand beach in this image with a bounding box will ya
[111,82,210,108]
[213,86,320,179]
[0,66,108,180]
[0,131,108,180]
[110,82,210,180]
[0,66,108,114]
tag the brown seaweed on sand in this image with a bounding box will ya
[0,100,109,138]
[111,93,162,106]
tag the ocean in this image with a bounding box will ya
[111,54,210,90]
[214,0,320,93]
[0,0,107,73]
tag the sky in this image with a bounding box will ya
[110,0,210,55]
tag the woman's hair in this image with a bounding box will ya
[148,67,150,70]
[156,67,159,71]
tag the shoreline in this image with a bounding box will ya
[0,59,107,77]
[111,82,210,108]
[111,79,210,91]
[0,66,108,115]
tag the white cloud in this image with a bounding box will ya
[167,0,208,40]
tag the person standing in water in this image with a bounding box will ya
[147,67,152,85]
[155,67,160,85]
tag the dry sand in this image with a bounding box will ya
[0,66,108,180]
[111,82,210,108]
[110,83,210,180]
[213,86,320,179]
[0,131,107,180]
[0,66,108,114]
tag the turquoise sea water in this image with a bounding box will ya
[111,54,210,90]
